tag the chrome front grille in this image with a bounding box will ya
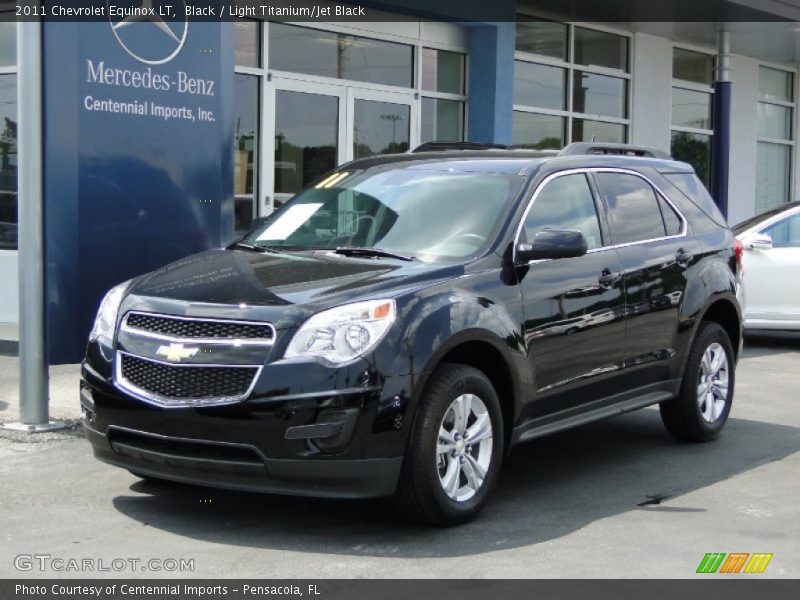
[124,312,274,342]
[114,312,273,408]
[119,354,258,405]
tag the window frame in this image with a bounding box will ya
[669,43,715,187]
[756,62,796,211]
[512,18,632,147]
[670,44,715,138]
[513,168,687,264]
[0,17,17,256]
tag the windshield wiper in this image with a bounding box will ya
[333,247,417,262]
[228,241,279,253]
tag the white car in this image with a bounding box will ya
[734,201,800,330]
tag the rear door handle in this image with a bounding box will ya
[675,249,694,267]
[598,269,621,289]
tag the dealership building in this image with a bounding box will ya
[1,1,799,362]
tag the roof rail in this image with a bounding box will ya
[559,142,671,160]
[411,141,510,153]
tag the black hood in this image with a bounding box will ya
[124,249,459,329]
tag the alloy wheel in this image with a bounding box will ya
[437,393,494,502]
[697,342,730,423]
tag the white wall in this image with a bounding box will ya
[0,250,18,324]
[630,33,673,153]
[728,54,760,226]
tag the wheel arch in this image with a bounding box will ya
[411,333,525,452]
[698,296,743,360]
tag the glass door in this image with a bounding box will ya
[266,78,346,211]
[265,79,417,212]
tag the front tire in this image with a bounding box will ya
[395,363,504,526]
[660,321,735,442]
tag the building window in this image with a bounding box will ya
[233,20,261,234]
[513,18,630,149]
[756,66,795,213]
[420,47,466,143]
[0,21,17,251]
[269,23,414,88]
[671,47,714,186]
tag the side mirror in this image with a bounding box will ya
[748,233,773,250]
[516,229,588,263]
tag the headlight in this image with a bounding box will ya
[88,281,129,343]
[285,299,396,366]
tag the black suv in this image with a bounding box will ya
[82,143,742,525]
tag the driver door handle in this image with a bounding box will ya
[598,269,621,289]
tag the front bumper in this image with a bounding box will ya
[81,344,413,498]
[84,423,401,498]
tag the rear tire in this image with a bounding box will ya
[395,363,504,526]
[660,321,735,442]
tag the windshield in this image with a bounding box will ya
[242,168,523,261]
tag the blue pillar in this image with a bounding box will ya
[711,81,731,219]
[710,30,731,219]
[467,22,515,145]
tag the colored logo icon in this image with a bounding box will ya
[696,552,773,574]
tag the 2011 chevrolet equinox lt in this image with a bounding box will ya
[82,142,743,525]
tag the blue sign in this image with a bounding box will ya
[43,12,233,363]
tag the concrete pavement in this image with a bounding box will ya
[0,334,798,578]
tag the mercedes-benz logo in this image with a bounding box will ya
[108,0,188,65]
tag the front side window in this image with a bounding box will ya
[243,169,522,262]
[762,212,800,248]
[524,174,602,250]
[595,173,668,245]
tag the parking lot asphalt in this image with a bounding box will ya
[0,333,798,579]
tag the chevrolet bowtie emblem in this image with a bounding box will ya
[156,343,199,362]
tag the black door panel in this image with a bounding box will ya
[518,249,627,420]
[515,172,628,421]
[592,170,689,388]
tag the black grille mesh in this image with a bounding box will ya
[126,313,273,340]
[120,354,257,401]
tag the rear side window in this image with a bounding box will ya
[594,173,667,244]
[524,173,603,250]
[663,172,727,227]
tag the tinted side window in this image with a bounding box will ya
[595,173,666,244]
[658,197,683,236]
[524,174,603,249]
[762,212,800,248]
[663,172,727,227]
